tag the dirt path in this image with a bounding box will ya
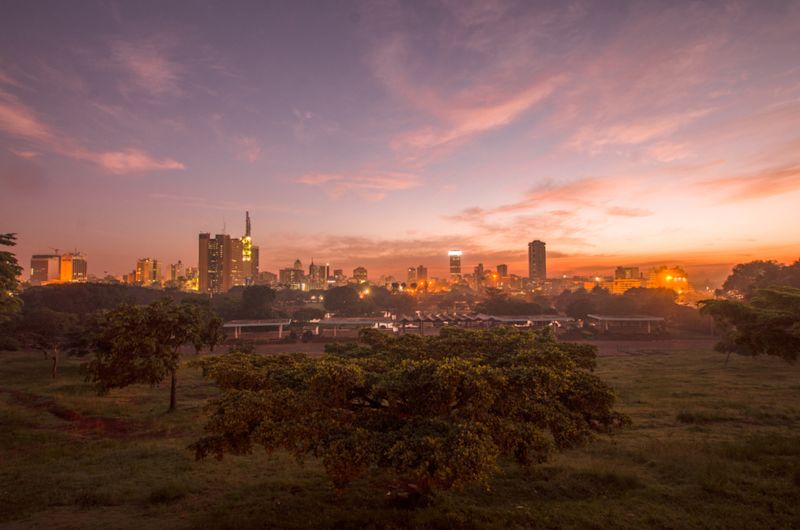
[0,387,163,439]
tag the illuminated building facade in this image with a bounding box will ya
[647,266,691,299]
[528,240,546,283]
[135,258,162,287]
[448,250,462,278]
[30,252,87,285]
[30,254,61,285]
[612,266,644,294]
[198,212,260,293]
[353,266,368,283]
[199,233,226,293]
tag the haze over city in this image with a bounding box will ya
[2,0,800,284]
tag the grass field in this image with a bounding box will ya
[1,346,799,529]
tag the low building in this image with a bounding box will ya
[586,314,665,335]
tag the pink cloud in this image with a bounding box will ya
[113,40,182,97]
[76,148,185,173]
[566,109,714,154]
[0,88,184,174]
[233,136,263,163]
[606,206,653,217]
[296,171,420,200]
[391,75,565,157]
[697,164,800,202]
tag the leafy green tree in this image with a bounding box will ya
[239,285,276,319]
[475,294,544,315]
[188,302,224,354]
[700,286,800,363]
[0,233,23,325]
[292,307,326,321]
[323,286,362,315]
[719,260,783,299]
[192,327,628,496]
[88,299,222,411]
[17,307,83,378]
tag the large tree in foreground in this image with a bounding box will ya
[192,327,628,495]
[88,299,223,411]
[700,286,800,363]
[0,233,23,325]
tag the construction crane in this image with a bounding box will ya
[49,247,60,255]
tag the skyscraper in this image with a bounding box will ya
[199,212,259,293]
[241,211,258,285]
[60,253,88,283]
[30,254,61,285]
[135,258,161,287]
[528,240,546,283]
[497,264,508,277]
[199,233,227,293]
[448,250,462,277]
[353,266,368,283]
[407,266,417,283]
[416,265,428,282]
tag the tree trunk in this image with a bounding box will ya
[51,347,59,379]
[168,369,177,412]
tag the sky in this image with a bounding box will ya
[1,0,799,286]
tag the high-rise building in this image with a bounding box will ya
[199,213,259,293]
[353,266,368,283]
[225,237,244,291]
[528,240,546,283]
[54,253,88,283]
[448,250,462,277]
[615,266,640,280]
[334,269,346,285]
[199,233,227,293]
[407,266,417,283]
[416,265,428,282]
[169,260,184,283]
[241,211,259,285]
[135,258,161,287]
[30,254,61,285]
[497,264,508,277]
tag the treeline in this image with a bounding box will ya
[717,259,800,299]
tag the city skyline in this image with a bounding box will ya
[2,1,800,286]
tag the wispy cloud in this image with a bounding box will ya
[113,40,182,97]
[606,206,653,217]
[296,171,420,201]
[697,164,800,202]
[566,109,714,154]
[0,88,184,173]
[233,136,263,163]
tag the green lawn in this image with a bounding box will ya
[1,348,798,529]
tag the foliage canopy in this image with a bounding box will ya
[0,233,23,324]
[192,326,628,493]
[88,299,223,410]
[700,286,800,363]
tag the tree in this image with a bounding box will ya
[323,286,362,315]
[719,260,784,299]
[88,299,222,411]
[292,307,326,321]
[475,294,544,316]
[700,286,800,364]
[0,233,23,325]
[17,307,82,378]
[192,327,628,497]
[188,302,224,354]
[239,285,276,319]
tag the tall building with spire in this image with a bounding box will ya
[198,211,260,293]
